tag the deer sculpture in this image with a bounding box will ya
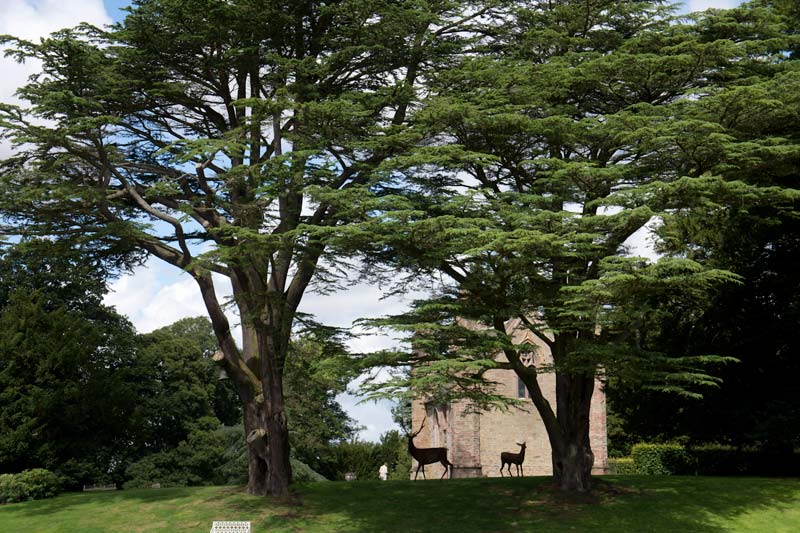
[407,417,454,480]
[500,442,526,477]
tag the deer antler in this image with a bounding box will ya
[410,416,426,439]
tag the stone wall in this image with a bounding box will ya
[410,318,608,479]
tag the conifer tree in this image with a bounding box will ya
[358,0,799,492]
[0,0,503,496]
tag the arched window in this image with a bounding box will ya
[425,403,450,447]
[517,377,530,398]
[517,350,535,398]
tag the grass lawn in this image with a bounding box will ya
[0,476,798,532]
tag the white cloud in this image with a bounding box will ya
[0,0,110,42]
[337,394,399,442]
[105,258,407,441]
[0,1,111,158]
[104,259,235,334]
[0,0,111,98]
[685,0,741,12]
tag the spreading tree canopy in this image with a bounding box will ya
[357,0,799,492]
[0,0,505,496]
[2,0,797,498]
[609,0,800,454]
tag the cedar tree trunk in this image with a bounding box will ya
[552,372,595,492]
[516,331,596,493]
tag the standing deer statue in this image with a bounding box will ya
[407,417,453,480]
[500,442,526,477]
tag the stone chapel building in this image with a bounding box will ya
[410,317,608,478]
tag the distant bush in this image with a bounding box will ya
[124,418,229,488]
[314,431,410,481]
[631,443,696,475]
[125,422,328,488]
[291,458,328,483]
[614,443,800,476]
[322,439,382,481]
[55,459,113,491]
[608,457,637,475]
[690,445,800,476]
[0,469,61,504]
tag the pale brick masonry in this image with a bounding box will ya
[410,318,608,479]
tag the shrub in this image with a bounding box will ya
[689,445,800,476]
[291,458,327,483]
[125,423,328,488]
[608,457,638,475]
[613,443,800,476]
[631,443,696,475]
[124,453,188,489]
[55,459,112,491]
[0,474,26,504]
[16,469,61,499]
[0,469,61,503]
[215,424,248,486]
[124,418,229,488]
[322,439,383,481]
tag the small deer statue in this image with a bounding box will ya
[407,417,454,480]
[500,442,526,477]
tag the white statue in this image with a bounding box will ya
[379,463,388,481]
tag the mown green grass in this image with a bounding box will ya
[0,476,798,532]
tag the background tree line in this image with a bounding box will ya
[0,240,408,488]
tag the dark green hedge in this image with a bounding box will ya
[0,469,61,504]
[613,443,800,476]
[690,445,800,476]
[631,443,696,475]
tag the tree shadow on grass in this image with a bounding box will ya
[269,476,800,533]
[2,477,797,532]
[0,487,199,517]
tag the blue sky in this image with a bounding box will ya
[2,0,744,441]
[102,0,745,23]
[103,0,130,20]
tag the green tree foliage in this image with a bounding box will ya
[607,1,800,455]
[0,0,502,496]
[391,396,412,434]
[314,430,408,481]
[124,416,234,488]
[0,241,241,488]
[0,244,355,488]
[0,241,141,488]
[284,328,359,473]
[357,0,799,492]
[133,317,241,453]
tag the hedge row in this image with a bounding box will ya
[0,469,61,504]
[609,444,800,476]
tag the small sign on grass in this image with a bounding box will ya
[210,521,251,533]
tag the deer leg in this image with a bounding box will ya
[500,463,504,477]
[414,463,422,480]
[421,465,426,480]
[519,464,523,477]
